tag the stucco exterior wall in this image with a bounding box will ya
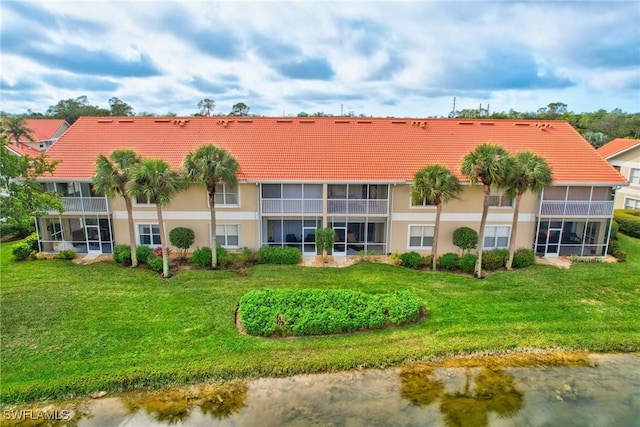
[607,147,640,209]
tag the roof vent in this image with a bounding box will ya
[154,119,171,123]
[238,120,253,123]
[458,122,474,125]
[173,119,189,127]
[479,122,495,126]
[412,121,427,129]
[216,120,230,127]
[118,119,134,123]
[334,120,350,124]
[357,120,372,124]
[391,121,407,124]
[515,123,530,126]
[535,123,552,130]
[276,120,292,123]
[97,119,113,123]
[299,120,315,124]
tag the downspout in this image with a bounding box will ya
[256,183,262,249]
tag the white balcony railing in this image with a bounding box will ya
[61,197,109,213]
[327,199,388,215]
[539,201,614,217]
[262,199,323,214]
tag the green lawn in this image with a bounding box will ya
[1,236,639,404]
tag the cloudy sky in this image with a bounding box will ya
[1,1,639,117]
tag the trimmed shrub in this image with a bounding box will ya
[113,245,132,265]
[216,245,228,263]
[315,228,335,256]
[190,246,212,268]
[136,245,154,265]
[422,255,433,270]
[610,220,619,240]
[30,251,48,261]
[438,252,460,271]
[56,249,77,260]
[257,246,301,265]
[146,255,164,273]
[12,242,33,261]
[458,253,477,273]
[482,249,509,270]
[614,209,640,238]
[399,251,422,268]
[169,227,195,260]
[219,248,259,270]
[608,239,627,262]
[23,232,40,252]
[453,227,478,254]
[241,247,259,265]
[238,289,424,337]
[512,248,535,268]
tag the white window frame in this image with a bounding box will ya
[136,223,161,247]
[629,168,640,185]
[211,224,240,248]
[409,186,436,208]
[489,188,513,208]
[408,225,435,249]
[483,226,510,249]
[624,197,640,210]
[208,183,239,207]
[134,195,158,206]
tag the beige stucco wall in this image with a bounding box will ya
[608,147,640,209]
[388,184,538,255]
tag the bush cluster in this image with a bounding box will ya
[481,249,509,270]
[438,253,460,270]
[512,248,535,268]
[238,289,424,337]
[153,246,172,257]
[136,245,154,264]
[56,249,77,260]
[614,209,640,238]
[146,255,164,273]
[12,233,39,261]
[219,248,258,269]
[257,246,301,265]
[190,246,212,267]
[399,251,422,268]
[113,244,132,265]
[457,253,477,273]
[608,239,627,262]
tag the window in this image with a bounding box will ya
[134,195,158,205]
[484,226,510,249]
[624,198,640,210]
[408,225,434,248]
[216,224,239,247]
[489,188,513,207]
[214,183,238,205]
[630,168,640,185]
[138,224,161,246]
[410,187,436,207]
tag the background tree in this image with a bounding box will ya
[109,97,134,116]
[2,116,34,148]
[229,103,250,116]
[128,159,184,277]
[92,150,143,266]
[461,143,513,278]
[46,96,109,124]
[504,152,552,270]
[411,165,462,270]
[197,98,215,116]
[0,131,62,236]
[183,144,239,268]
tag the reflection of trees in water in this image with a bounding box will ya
[121,382,248,424]
[400,365,523,427]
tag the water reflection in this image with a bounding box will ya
[401,365,523,427]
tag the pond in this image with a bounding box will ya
[3,353,639,426]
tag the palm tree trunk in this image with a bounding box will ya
[506,191,523,270]
[156,203,169,278]
[432,203,442,270]
[124,196,138,267]
[209,190,217,268]
[475,185,491,278]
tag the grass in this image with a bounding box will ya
[1,235,639,404]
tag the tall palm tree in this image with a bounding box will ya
[92,150,142,266]
[460,143,513,278]
[128,159,184,277]
[411,164,462,270]
[2,116,34,148]
[183,144,239,268]
[504,151,552,269]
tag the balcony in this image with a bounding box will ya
[539,201,614,217]
[328,199,388,215]
[262,199,323,214]
[61,197,109,213]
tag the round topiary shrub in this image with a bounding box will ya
[458,252,477,273]
[453,227,478,254]
[482,249,509,270]
[512,248,535,268]
[438,252,460,270]
[399,251,422,268]
[169,227,195,260]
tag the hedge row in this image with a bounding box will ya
[614,209,640,238]
[238,289,424,337]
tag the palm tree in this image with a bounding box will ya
[2,116,34,148]
[411,165,462,270]
[92,150,143,266]
[128,159,184,277]
[504,151,552,269]
[183,144,239,268]
[460,143,513,278]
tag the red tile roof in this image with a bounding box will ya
[596,138,640,160]
[14,119,68,143]
[5,143,42,157]
[44,117,626,184]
